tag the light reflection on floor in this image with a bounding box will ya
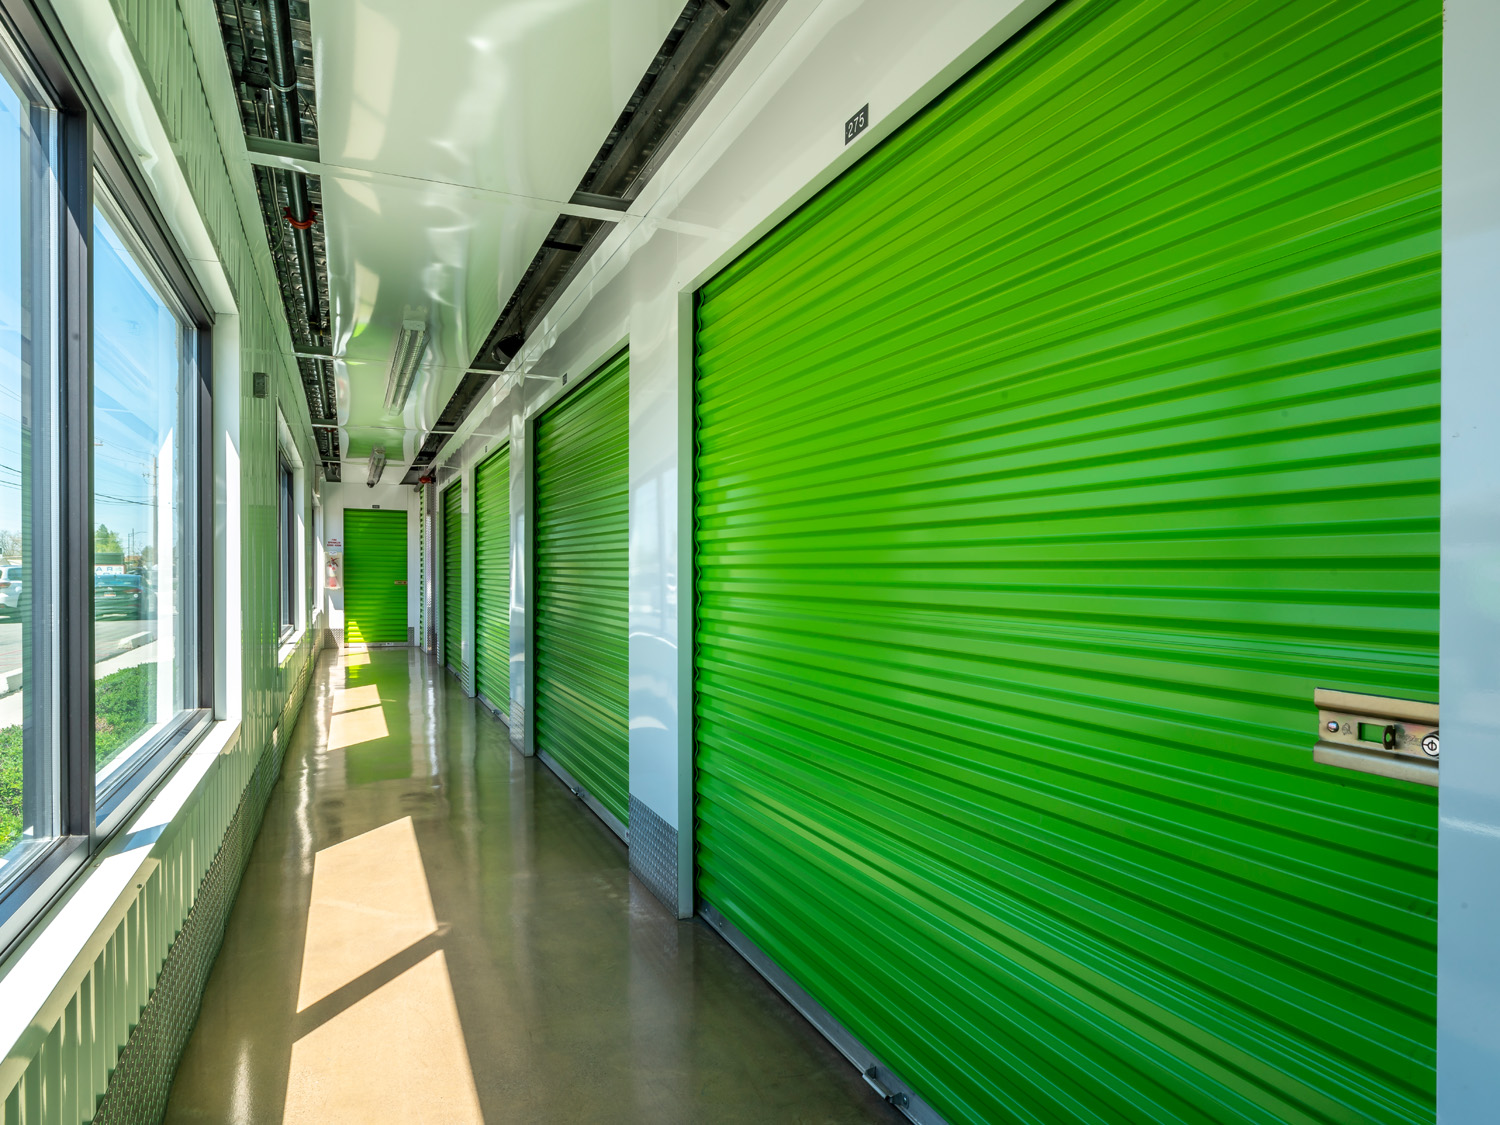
[294,817,437,1012]
[326,681,390,750]
[285,817,480,1123]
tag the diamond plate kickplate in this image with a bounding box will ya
[508,700,525,749]
[628,795,679,913]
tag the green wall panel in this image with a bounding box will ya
[443,484,463,675]
[2,0,326,1117]
[474,446,510,714]
[344,510,409,645]
[534,352,630,826]
[693,2,1439,1124]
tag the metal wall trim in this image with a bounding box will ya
[700,901,950,1125]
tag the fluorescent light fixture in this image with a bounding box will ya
[384,319,428,413]
[366,446,387,488]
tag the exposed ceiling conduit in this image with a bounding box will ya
[263,0,324,340]
[218,0,337,478]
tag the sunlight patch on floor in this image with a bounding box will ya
[285,949,482,1125]
[296,816,436,1012]
[326,703,389,750]
[286,816,481,1123]
[332,683,383,712]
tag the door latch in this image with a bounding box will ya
[1314,689,1437,786]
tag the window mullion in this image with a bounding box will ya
[195,329,211,710]
[60,107,94,840]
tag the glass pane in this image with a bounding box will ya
[92,200,191,799]
[280,462,292,631]
[0,41,57,878]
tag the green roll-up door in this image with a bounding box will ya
[343,509,408,644]
[417,486,426,645]
[534,351,629,827]
[694,2,1439,1124]
[474,445,510,714]
[442,482,463,678]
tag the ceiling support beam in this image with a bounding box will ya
[245,135,321,164]
[568,191,630,212]
[240,150,637,224]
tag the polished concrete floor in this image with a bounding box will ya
[165,648,899,1124]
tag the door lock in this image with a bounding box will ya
[1313,689,1437,786]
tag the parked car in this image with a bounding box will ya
[0,565,23,619]
[94,573,146,620]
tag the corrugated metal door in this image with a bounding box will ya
[417,486,426,647]
[342,509,408,644]
[534,352,630,827]
[442,482,463,678]
[693,2,1439,1124]
[474,445,510,715]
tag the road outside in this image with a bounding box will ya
[0,622,159,732]
[0,619,156,674]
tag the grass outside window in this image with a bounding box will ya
[0,663,157,851]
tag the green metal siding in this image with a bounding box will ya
[0,0,326,1118]
[474,446,511,715]
[693,2,1439,1124]
[443,483,464,675]
[343,510,409,645]
[534,352,630,826]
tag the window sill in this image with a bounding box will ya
[277,628,306,668]
[93,709,208,826]
[0,718,241,1072]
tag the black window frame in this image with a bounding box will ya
[0,0,216,960]
[88,172,213,837]
[278,452,295,640]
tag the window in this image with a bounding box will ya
[312,500,322,626]
[279,454,294,637]
[0,22,58,900]
[0,4,214,956]
[90,189,201,820]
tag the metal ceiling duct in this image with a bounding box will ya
[385,321,429,413]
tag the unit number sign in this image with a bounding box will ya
[845,103,869,145]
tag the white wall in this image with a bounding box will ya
[321,479,420,641]
[1440,0,1500,1118]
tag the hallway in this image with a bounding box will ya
[164,649,898,1124]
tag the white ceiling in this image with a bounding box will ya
[307,0,684,463]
